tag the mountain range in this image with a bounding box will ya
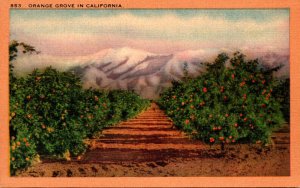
[13,47,289,99]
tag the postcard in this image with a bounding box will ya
[1,0,300,187]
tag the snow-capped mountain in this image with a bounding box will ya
[12,47,289,99]
[70,47,212,99]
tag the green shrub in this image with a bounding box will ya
[107,90,150,125]
[76,89,111,136]
[10,68,90,157]
[10,128,37,175]
[10,66,150,174]
[158,52,285,146]
[273,78,290,123]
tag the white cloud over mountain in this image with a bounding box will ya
[12,47,289,99]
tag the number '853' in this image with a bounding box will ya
[11,4,21,8]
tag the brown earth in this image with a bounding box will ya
[18,103,290,177]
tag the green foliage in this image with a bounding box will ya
[10,129,37,175]
[9,41,150,175]
[273,78,290,122]
[9,40,39,82]
[107,90,150,125]
[9,40,38,62]
[158,52,285,146]
[10,67,150,174]
[10,68,87,157]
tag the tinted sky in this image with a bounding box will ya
[10,9,289,56]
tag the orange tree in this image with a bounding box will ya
[158,52,284,148]
[10,67,150,175]
[9,41,150,175]
[9,41,40,174]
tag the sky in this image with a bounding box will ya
[10,9,289,56]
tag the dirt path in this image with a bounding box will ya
[82,103,206,163]
[18,103,290,177]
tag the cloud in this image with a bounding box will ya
[11,47,289,99]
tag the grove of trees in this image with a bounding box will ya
[9,41,289,174]
[9,41,150,174]
[158,52,289,148]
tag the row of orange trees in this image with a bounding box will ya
[158,52,287,147]
[9,41,150,175]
